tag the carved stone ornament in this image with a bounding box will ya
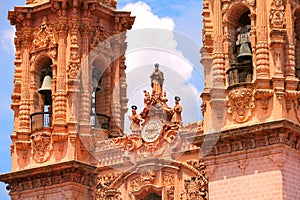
[110,125,181,161]
[238,159,249,174]
[246,0,256,7]
[31,131,53,163]
[67,63,80,80]
[269,0,286,29]
[285,91,300,118]
[15,141,31,160]
[130,169,156,192]
[90,22,111,49]
[183,175,208,200]
[167,186,175,200]
[254,89,274,111]
[187,160,206,174]
[32,16,56,50]
[228,87,255,123]
[179,161,208,200]
[52,133,68,153]
[96,172,123,200]
[164,172,175,186]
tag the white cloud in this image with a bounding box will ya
[121,1,175,30]
[1,27,15,54]
[118,2,202,133]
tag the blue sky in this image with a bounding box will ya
[0,0,203,198]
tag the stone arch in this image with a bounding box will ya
[132,185,163,200]
[89,55,112,129]
[223,2,253,87]
[223,3,252,63]
[224,3,252,27]
[31,54,53,113]
[105,159,205,200]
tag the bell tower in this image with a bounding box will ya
[0,0,134,199]
[200,0,300,199]
[201,0,300,132]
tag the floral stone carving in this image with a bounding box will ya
[90,22,111,49]
[167,186,175,200]
[228,87,255,123]
[182,162,208,200]
[32,16,56,50]
[270,0,286,29]
[31,131,53,163]
[130,169,156,192]
[96,172,123,200]
[164,172,175,200]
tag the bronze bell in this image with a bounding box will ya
[38,75,52,105]
[237,43,252,61]
[92,77,100,91]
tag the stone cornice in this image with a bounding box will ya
[0,161,97,191]
[191,119,300,157]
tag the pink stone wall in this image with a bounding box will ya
[282,152,300,199]
[208,152,284,199]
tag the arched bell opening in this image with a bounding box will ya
[90,58,110,131]
[225,5,253,88]
[294,8,300,80]
[30,55,53,132]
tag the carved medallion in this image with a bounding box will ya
[227,87,255,123]
[31,131,53,163]
[141,118,163,143]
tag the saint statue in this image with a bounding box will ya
[150,63,164,99]
[171,96,182,125]
[129,105,142,135]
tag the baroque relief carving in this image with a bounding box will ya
[90,22,111,49]
[32,17,56,50]
[270,0,286,29]
[52,133,68,153]
[228,87,255,123]
[237,159,249,174]
[31,131,53,163]
[164,172,175,186]
[167,186,175,200]
[285,90,300,111]
[130,169,156,192]
[187,160,206,174]
[96,172,123,200]
[15,141,31,160]
[254,89,274,111]
[181,162,208,200]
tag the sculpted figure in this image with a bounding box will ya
[150,63,164,99]
[129,105,142,135]
[171,96,182,125]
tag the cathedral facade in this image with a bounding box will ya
[1,0,300,199]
